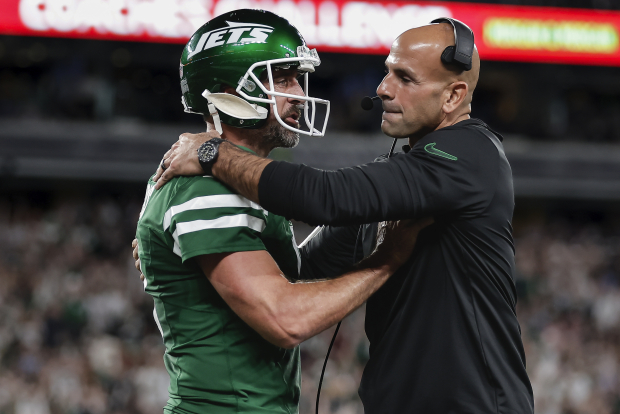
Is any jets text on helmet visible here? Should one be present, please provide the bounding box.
[188,22,275,59]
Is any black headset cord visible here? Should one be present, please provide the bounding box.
[315,138,397,414]
[388,138,397,158]
[315,320,341,414]
[315,225,362,414]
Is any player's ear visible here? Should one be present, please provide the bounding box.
[442,81,468,114]
[222,85,237,95]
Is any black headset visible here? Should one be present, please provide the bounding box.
[431,17,475,71]
[361,17,475,111]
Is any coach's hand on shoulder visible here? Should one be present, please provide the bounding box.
[154,131,221,190]
[370,217,434,272]
[132,238,145,282]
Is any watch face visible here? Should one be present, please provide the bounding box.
[199,143,217,163]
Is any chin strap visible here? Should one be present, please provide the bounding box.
[202,89,223,134]
[208,102,223,134]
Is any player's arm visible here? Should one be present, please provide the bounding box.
[196,218,431,349]
[132,225,368,284]
[131,226,362,284]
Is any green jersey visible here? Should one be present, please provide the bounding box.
[136,166,301,414]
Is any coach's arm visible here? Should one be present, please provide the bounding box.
[155,129,496,226]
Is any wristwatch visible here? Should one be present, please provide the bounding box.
[197,137,226,175]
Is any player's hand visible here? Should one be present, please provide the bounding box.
[154,131,222,190]
[132,238,145,282]
[373,217,434,271]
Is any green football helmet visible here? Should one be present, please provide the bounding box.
[180,9,330,137]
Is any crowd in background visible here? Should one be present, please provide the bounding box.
[514,216,620,414]
[1,194,620,414]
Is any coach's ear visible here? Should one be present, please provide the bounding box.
[442,81,468,115]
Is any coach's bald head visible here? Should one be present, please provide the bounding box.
[377,22,481,143]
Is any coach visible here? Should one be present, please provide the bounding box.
[155,20,534,414]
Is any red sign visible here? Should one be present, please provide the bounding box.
[0,0,619,66]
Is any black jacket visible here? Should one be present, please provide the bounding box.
[260,119,534,414]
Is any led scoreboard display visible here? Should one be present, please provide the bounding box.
[0,0,619,66]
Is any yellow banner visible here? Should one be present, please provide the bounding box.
[483,18,619,53]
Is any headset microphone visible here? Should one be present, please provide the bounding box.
[360,95,398,157]
[361,96,380,110]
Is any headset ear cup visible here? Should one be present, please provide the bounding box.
[441,46,455,65]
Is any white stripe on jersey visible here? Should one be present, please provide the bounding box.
[174,214,266,239]
[163,194,266,231]
[172,236,182,258]
[139,182,156,220]
[153,306,164,339]
[290,222,301,275]
[298,226,324,248]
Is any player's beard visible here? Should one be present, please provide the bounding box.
[262,106,301,149]
[264,123,300,149]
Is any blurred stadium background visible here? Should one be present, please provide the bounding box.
[2,0,620,413]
